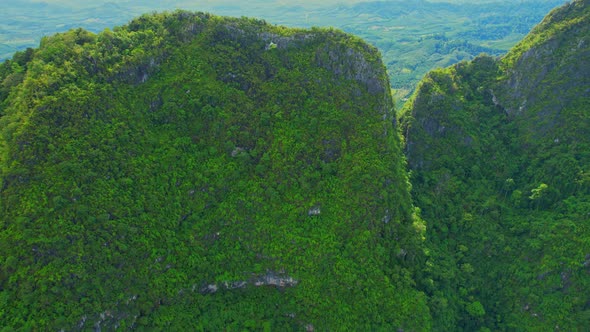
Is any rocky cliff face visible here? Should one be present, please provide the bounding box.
[498,0,590,145]
[402,0,590,330]
[0,11,429,330]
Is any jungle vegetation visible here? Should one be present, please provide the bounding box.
[401,0,590,329]
[0,0,589,330]
[0,11,429,330]
[1,0,568,106]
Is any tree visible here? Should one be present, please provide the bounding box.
[529,183,549,209]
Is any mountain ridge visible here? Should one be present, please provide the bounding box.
[0,1,588,330]
[0,11,429,330]
[0,0,569,107]
[402,0,590,329]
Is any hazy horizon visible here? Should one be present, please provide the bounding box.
[1,0,569,102]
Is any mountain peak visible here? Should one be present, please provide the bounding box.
[0,11,428,330]
[402,1,590,329]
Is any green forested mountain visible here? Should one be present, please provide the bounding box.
[0,11,430,330]
[1,0,589,331]
[402,0,590,330]
[1,0,568,107]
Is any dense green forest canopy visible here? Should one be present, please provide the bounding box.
[1,0,568,105]
[1,0,589,330]
[401,0,590,330]
[0,11,430,330]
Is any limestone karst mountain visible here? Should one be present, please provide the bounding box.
[402,0,590,329]
[0,11,428,330]
[1,0,589,330]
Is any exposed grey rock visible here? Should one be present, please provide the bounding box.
[231,147,245,157]
[254,271,298,287]
[199,270,298,294]
[382,209,391,224]
[308,205,321,216]
[199,283,219,294]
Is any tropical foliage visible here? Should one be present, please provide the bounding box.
[0,0,568,107]
[0,11,429,330]
[401,0,590,330]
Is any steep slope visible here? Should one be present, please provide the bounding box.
[401,0,590,330]
[0,12,430,330]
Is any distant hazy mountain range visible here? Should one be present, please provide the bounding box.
[1,0,588,330]
[1,0,567,104]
